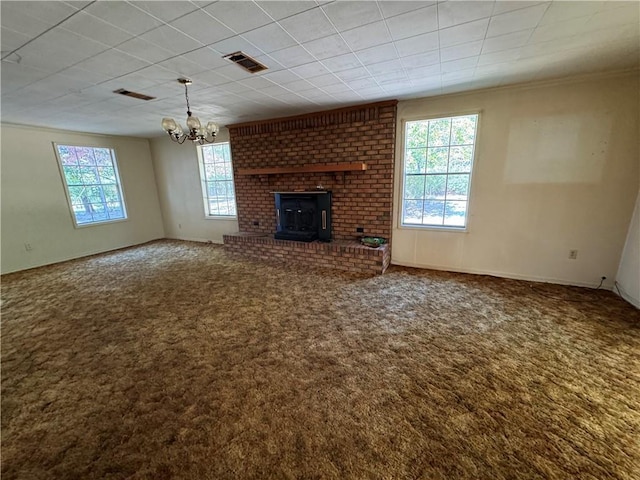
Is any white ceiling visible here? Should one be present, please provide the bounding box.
[1,0,638,137]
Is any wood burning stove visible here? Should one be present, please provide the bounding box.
[274,191,332,242]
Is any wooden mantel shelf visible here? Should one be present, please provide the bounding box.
[237,162,367,176]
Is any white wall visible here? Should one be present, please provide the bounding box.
[616,190,640,307]
[392,72,640,288]
[150,129,238,243]
[1,124,165,274]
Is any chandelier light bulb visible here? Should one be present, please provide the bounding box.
[162,117,177,132]
[186,115,201,131]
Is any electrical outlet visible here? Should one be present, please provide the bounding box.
[24,243,33,252]
[569,249,578,260]
[356,227,364,233]
[253,220,259,226]
[178,223,182,229]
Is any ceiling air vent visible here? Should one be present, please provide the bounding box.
[223,51,268,74]
[113,89,156,101]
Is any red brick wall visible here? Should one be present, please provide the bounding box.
[228,101,397,241]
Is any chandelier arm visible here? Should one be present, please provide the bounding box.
[177,134,188,145]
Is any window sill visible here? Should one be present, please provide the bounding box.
[399,223,468,233]
[205,215,237,220]
[74,218,128,228]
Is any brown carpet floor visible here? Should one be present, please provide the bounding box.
[1,240,639,480]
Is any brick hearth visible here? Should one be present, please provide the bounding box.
[223,233,391,275]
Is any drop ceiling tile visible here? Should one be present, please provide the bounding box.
[241,23,298,53]
[395,31,439,57]
[346,77,379,89]
[379,1,436,19]
[139,25,205,55]
[320,53,362,72]
[260,69,303,85]
[322,1,382,31]
[303,34,350,60]
[281,78,316,91]
[342,21,392,51]
[440,40,483,62]
[335,67,370,81]
[539,1,602,25]
[134,65,181,84]
[84,1,164,35]
[0,27,31,53]
[58,66,111,86]
[290,62,331,78]
[477,47,521,66]
[170,11,235,45]
[386,4,438,40]
[259,84,292,96]
[211,63,255,81]
[366,59,404,76]
[268,45,317,68]
[440,56,478,73]
[73,49,152,77]
[0,4,51,37]
[8,1,79,27]
[252,54,287,72]
[529,17,590,44]
[587,3,640,30]
[481,29,532,54]
[60,11,134,47]
[307,73,343,87]
[437,1,495,29]
[0,62,52,93]
[439,18,489,48]
[279,8,336,43]
[157,56,209,77]
[130,1,200,22]
[190,70,235,87]
[492,1,547,16]
[255,1,318,21]
[400,50,440,68]
[487,3,549,38]
[321,82,354,94]
[374,70,408,85]
[406,64,441,80]
[203,1,273,33]
[355,43,399,65]
[183,47,235,70]
[116,37,175,63]
[209,36,265,58]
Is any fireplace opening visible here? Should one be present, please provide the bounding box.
[274,191,331,242]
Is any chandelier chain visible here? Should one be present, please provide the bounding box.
[184,83,191,115]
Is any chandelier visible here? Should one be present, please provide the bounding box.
[161,78,218,145]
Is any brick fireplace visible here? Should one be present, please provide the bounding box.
[224,100,397,274]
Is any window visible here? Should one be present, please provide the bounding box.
[198,142,236,217]
[54,144,127,226]
[401,114,478,228]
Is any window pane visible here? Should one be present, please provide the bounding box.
[425,175,446,200]
[98,166,116,184]
[107,202,124,219]
[404,175,425,199]
[446,174,469,200]
[449,146,473,173]
[58,146,77,165]
[79,166,98,184]
[94,148,112,166]
[444,201,467,226]
[451,115,477,145]
[423,200,445,225]
[63,166,82,185]
[403,200,423,224]
[68,186,85,204]
[405,148,426,174]
[76,147,96,165]
[406,121,428,148]
[102,185,120,203]
[427,147,448,173]
[428,118,451,146]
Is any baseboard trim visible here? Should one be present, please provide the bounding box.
[390,260,608,289]
[165,235,224,244]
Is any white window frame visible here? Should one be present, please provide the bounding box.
[53,143,128,228]
[197,142,237,219]
[399,112,480,231]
